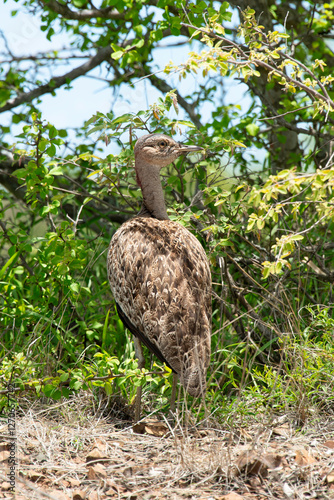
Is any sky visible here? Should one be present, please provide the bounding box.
[0,0,251,151]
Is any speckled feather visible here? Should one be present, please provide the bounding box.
[107,217,211,397]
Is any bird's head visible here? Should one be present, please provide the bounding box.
[134,133,203,170]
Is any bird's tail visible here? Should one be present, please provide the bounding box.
[180,341,209,397]
[182,366,207,397]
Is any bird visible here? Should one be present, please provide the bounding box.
[107,133,212,420]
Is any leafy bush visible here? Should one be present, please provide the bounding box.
[1,1,334,423]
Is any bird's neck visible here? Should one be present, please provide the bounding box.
[137,165,169,220]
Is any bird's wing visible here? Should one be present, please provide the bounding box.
[115,301,175,372]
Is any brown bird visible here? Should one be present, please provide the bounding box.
[107,133,212,420]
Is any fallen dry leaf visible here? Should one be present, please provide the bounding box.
[86,448,109,465]
[26,469,45,482]
[72,489,86,500]
[324,440,334,449]
[48,490,69,500]
[1,482,12,491]
[327,473,334,484]
[87,467,96,480]
[87,463,107,479]
[105,478,126,495]
[123,464,150,478]
[133,419,168,437]
[105,489,117,497]
[272,424,290,437]
[0,450,10,462]
[68,478,81,487]
[0,442,10,453]
[295,449,316,466]
[94,438,107,453]
[236,451,283,478]
[220,493,245,500]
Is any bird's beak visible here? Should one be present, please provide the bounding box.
[178,144,204,154]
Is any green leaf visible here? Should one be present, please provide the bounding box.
[51,389,62,400]
[62,387,70,398]
[246,123,260,136]
[0,251,21,279]
[59,372,69,382]
[43,384,54,397]
[176,120,197,128]
[111,51,124,60]
[111,113,133,125]
[276,261,283,273]
[49,166,63,176]
[135,39,144,48]
[46,144,57,156]
[70,282,80,293]
[13,168,27,179]
[49,126,57,139]
[87,124,105,135]
[73,0,87,7]
[40,205,51,216]
[263,266,271,279]
[72,380,83,390]
[290,234,304,241]
[38,140,48,152]
[104,381,113,396]
[85,115,98,127]
[58,263,69,275]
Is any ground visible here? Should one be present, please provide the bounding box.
[1,396,334,500]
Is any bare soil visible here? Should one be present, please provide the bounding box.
[1,397,334,500]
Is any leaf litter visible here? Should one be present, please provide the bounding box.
[1,396,334,499]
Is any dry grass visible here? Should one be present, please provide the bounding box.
[1,394,334,499]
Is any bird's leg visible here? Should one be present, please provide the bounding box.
[169,372,178,414]
[133,337,145,422]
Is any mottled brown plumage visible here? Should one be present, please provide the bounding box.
[107,133,211,400]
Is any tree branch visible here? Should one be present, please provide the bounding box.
[181,22,334,111]
[0,156,130,229]
[39,0,124,20]
[246,79,332,140]
[0,45,113,113]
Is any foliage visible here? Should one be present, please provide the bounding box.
[1,0,334,423]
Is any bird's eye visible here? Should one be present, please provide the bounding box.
[158,140,167,147]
